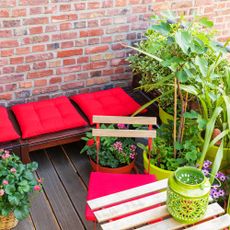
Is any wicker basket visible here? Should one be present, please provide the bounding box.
[0,213,18,230]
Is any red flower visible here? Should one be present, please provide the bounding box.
[34,185,41,191]
[87,139,95,147]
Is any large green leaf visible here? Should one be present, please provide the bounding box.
[14,206,29,220]
[152,22,170,35]
[199,17,214,28]
[179,84,198,96]
[195,56,208,77]
[176,70,188,83]
[175,31,192,54]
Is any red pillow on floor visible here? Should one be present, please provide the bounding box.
[11,96,88,139]
[86,172,157,221]
[0,107,20,143]
[71,87,144,125]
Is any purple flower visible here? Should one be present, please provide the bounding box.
[218,189,225,197]
[130,145,136,152]
[129,153,135,160]
[113,141,123,152]
[203,160,212,169]
[211,188,219,199]
[117,124,126,129]
[216,172,226,182]
[202,169,209,176]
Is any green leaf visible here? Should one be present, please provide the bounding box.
[26,162,38,171]
[176,70,188,83]
[185,151,197,162]
[179,84,198,96]
[152,22,170,35]
[209,129,229,148]
[199,17,214,28]
[8,195,20,206]
[195,56,208,77]
[175,31,192,54]
[14,206,29,220]
[183,111,199,119]
[18,181,30,193]
[5,185,16,195]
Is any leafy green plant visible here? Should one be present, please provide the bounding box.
[0,149,42,220]
[81,124,137,168]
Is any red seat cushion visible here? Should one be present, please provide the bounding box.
[86,172,157,221]
[0,107,20,143]
[71,87,144,125]
[11,96,88,139]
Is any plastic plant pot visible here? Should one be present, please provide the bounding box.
[167,166,211,224]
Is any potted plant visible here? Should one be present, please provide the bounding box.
[80,124,137,174]
[0,149,42,229]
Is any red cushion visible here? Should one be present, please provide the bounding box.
[0,107,20,143]
[71,87,144,125]
[11,96,88,139]
[86,172,157,221]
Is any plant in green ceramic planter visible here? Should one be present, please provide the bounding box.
[81,124,137,172]
[0,149,42,228]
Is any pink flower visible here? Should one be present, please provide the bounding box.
[113,141,123,152]
[2,180,8,185]
[37,178,42,183]
[0,189,4,196]
[34,185,41,191]
[1,153,11,160]
[10,168,16,173]
[117,124,126,129]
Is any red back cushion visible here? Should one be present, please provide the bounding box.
[71,87,144,125]
[86,172,157,221]
[0,107,20,143]
[11,96,88,139]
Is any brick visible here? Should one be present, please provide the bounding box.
[12,9,26,17]
[0,75,23,84]
[80,29,104,37]
[101,36,113,43]
[88,2,101,9]
[3,20,20,28]
[0,10,9,17]
[34,79,47,87]
[90,54,104,61]
[1,0,16,7]
[3,67,15,74]
[23,17,48,25]
[132,5,147,13]
[79,11,105,19]
[64,74,77,82]
[16,47,30,55]
[88,20,99,27]
[16,65,30,72]
[61,81,84,90]
[15,90,31,98]
[1,49,14,57]
[24,35,49,44]
[20,0,48,5]
[60,22,73,30]
[86,45,109,54]
[26,53,53,62]
[57,49,83,58]
[100,18,113,26]
[10,57,24,64]
[48,60,61,68]
[33,62,47,70]
[52,15,69,22]
[86,76,110,86]
[74,3,86,10]
[14,28,27,36]
[102,0,113,8]
[50,77,62,84]
[5,83,17,91]
[45,25,58,32]
[60,4,71,11]
[115,0,127,6]
[77,57,89,64]
[32,45,46,52]
[30,7,43,15]
[0,94,12,100]
[88,38,100,45]
[61,41,74,48]
[111,43,124,50]
[56,66,81,75]
[83,61,107,71]
[29,26,43,34]
[28,70,53,79]
[52,32,77,41]
[63,59,76,65]
[32,86,58,95]
[19,81,33,88]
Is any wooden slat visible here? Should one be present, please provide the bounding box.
[94,191,167,222]
[93,116,157,125]
[92,129,156,138]
[14,216,35,230]
[186,214,230,230]
[87,179,168,211]
[137,203,225,230]
[101,205,169,230]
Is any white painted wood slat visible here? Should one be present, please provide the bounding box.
[87,179,168,211]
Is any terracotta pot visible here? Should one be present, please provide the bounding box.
[89,158,135,174]
[143,151,174,180]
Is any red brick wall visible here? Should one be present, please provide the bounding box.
[0,0,230,106]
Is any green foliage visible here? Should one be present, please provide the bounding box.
[0,150,42,220]
[81,124,137,168]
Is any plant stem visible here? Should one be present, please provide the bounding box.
[173,77,177,158]
[180,92,188,143]
[177,81,184,143]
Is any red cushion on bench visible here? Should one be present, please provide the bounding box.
[71,87,143,124]
[0,107,20,143]
[11,96,87,139]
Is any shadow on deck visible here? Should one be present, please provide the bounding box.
[15,141,144,230]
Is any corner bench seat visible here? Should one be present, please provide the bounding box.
[71,87,144,125]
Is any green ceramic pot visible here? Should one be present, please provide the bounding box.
[143,151,174,180]
[198,134,230,170]
[158,106,173,124]
[167,166,211,224]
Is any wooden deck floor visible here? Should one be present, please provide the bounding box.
[14,141,144,230]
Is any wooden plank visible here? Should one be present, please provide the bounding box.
[14,216,35,230]
[29,188,60,230]
[88,179,168,211]
[30,150,85,230]
[186,214,230,230]
[63,142,92,186]
[137,203,225,230]
[93,116,157,125]
[47,146,94,230]
[92,129,156,138]
[94,191,167,222]
[101,205,169,230]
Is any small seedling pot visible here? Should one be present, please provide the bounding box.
[166,166,211,224]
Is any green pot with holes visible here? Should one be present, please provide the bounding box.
[167,166,211,224]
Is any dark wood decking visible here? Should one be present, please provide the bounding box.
[14,141,144,230]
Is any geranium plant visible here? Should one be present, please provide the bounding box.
[0,149,42,220]
[80,124,137,168]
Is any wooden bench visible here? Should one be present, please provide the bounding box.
[88,179,230,230]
